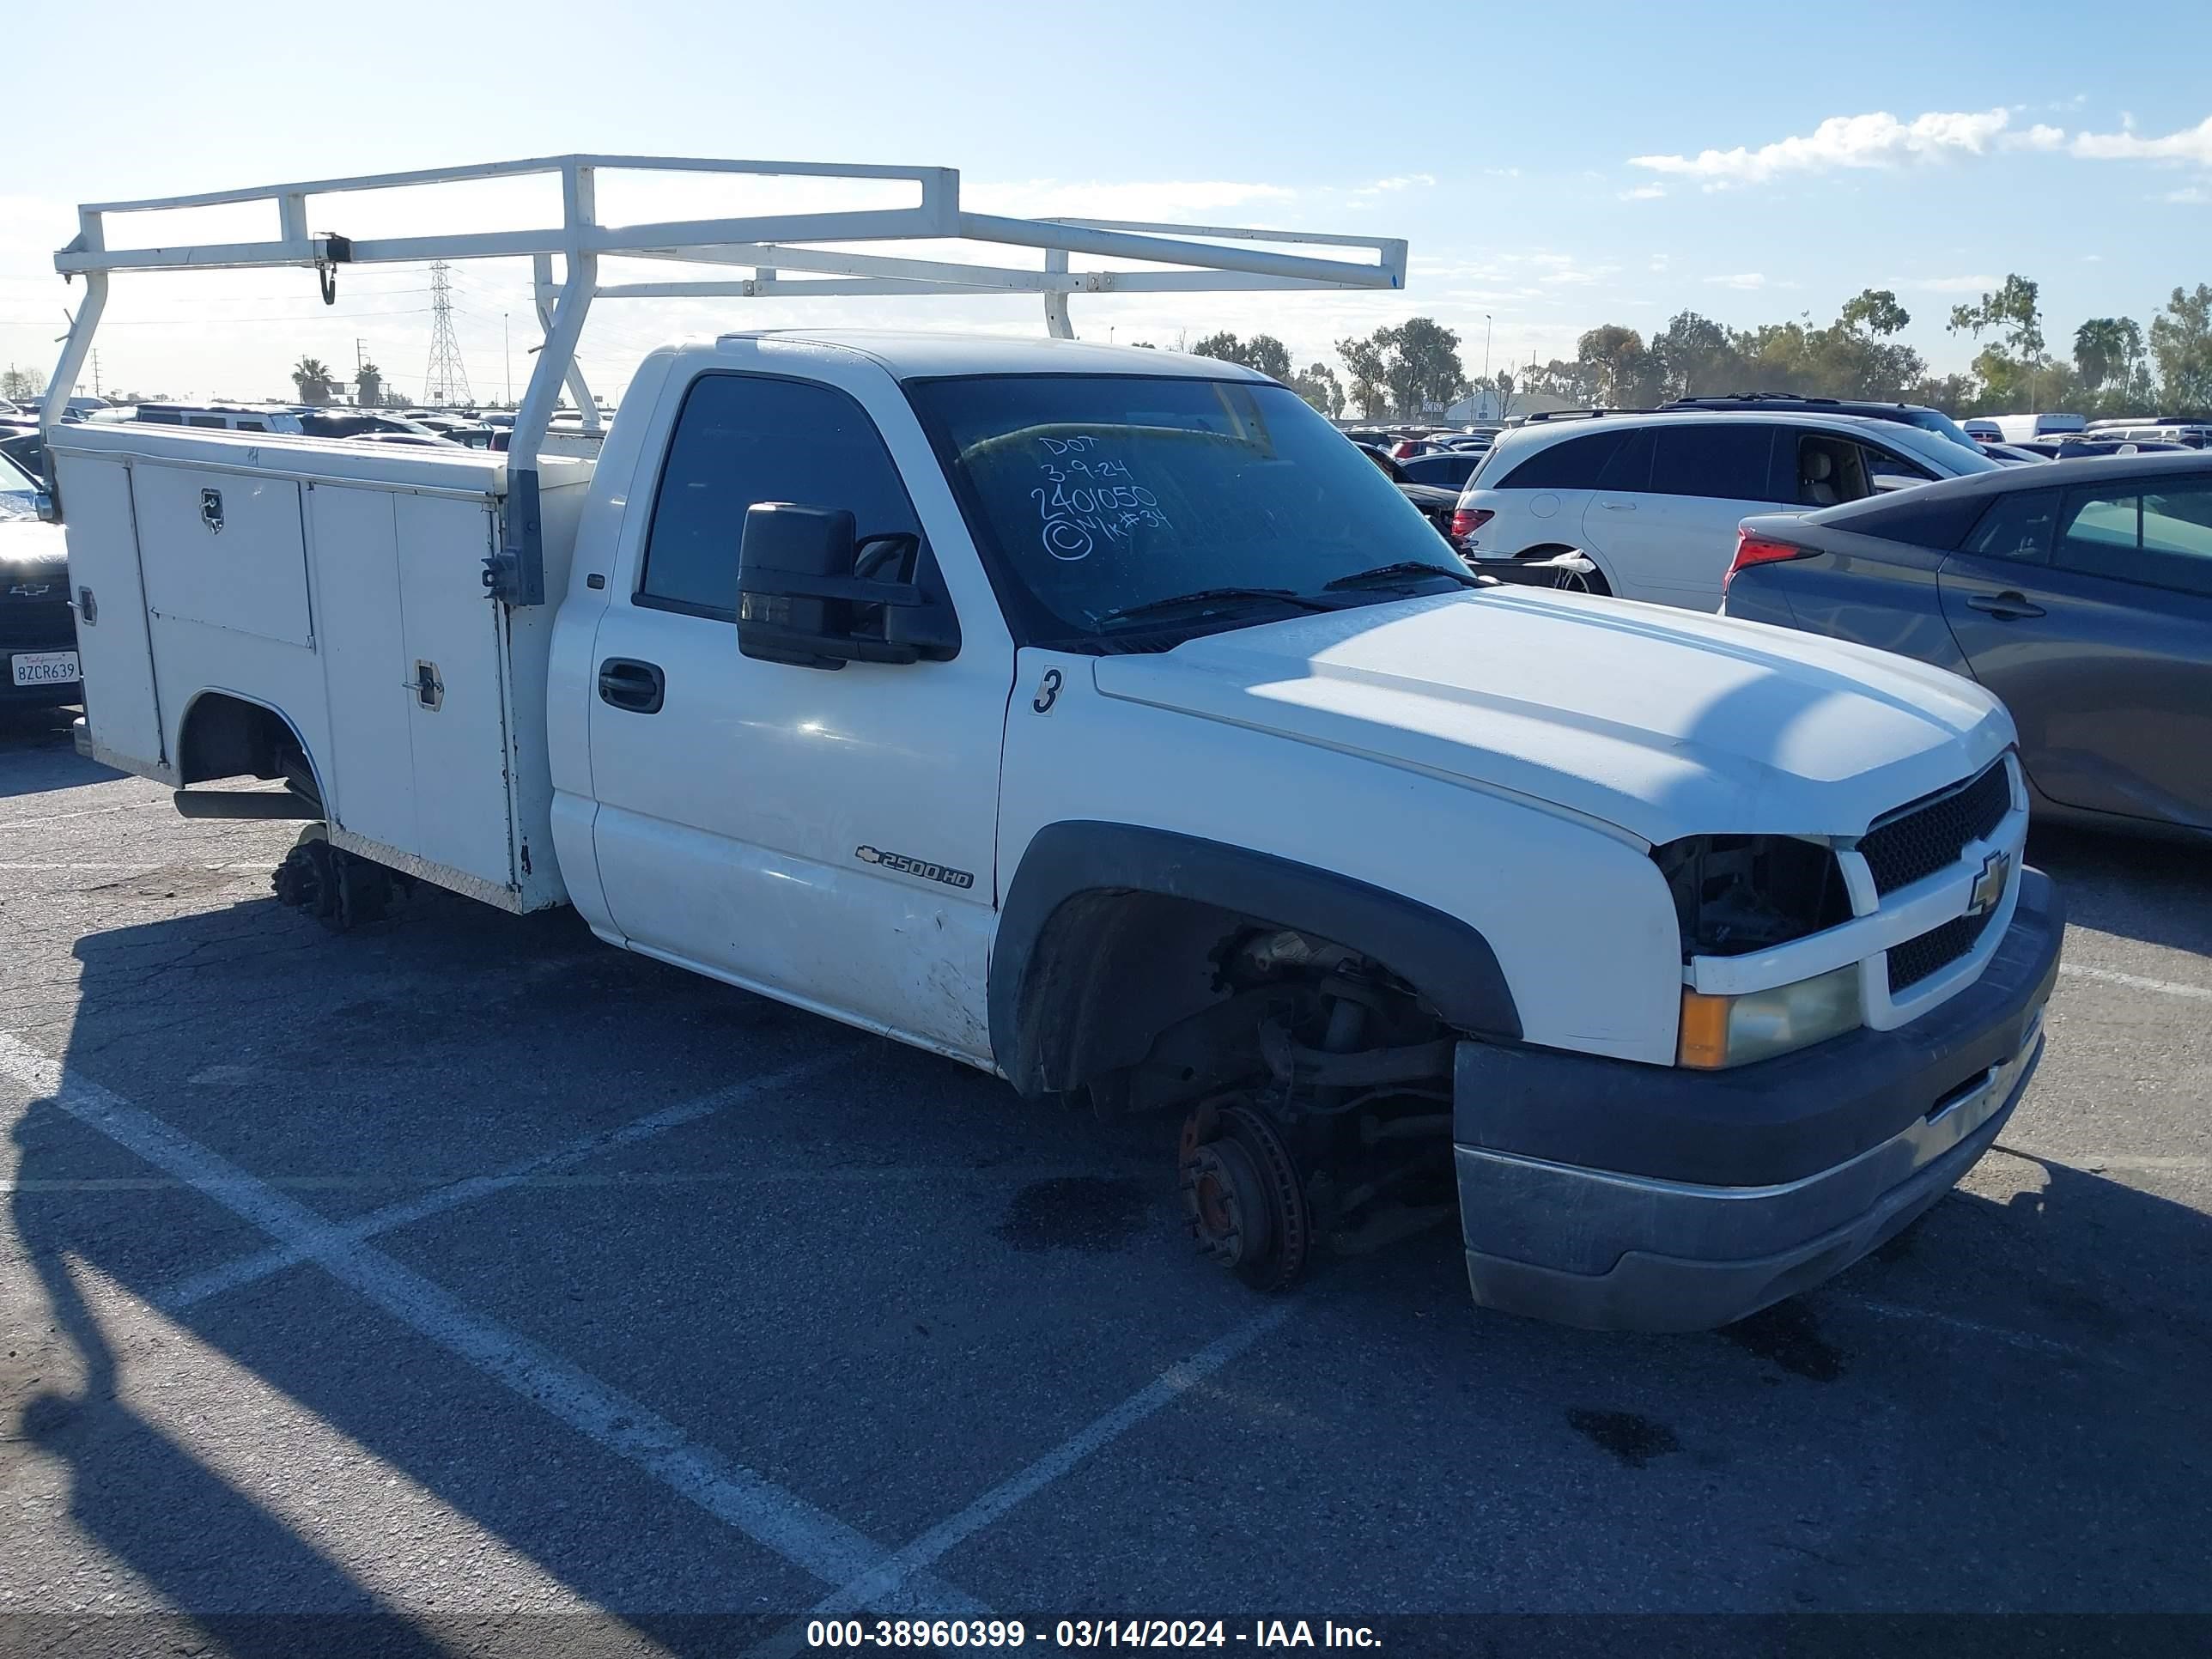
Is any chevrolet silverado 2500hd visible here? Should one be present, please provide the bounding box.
[40,157,2062,1330]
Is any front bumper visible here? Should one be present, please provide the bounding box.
[1452,867,2063,1332]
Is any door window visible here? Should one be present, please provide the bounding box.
[640,374,924,619]
[1590,428,1654,493]
[1648,424,1774,500]
[1792,434,1873,506]
[2054,481,2212,597]
[1961,490,2061,563]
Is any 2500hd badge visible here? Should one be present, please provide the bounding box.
[855,845,976,890]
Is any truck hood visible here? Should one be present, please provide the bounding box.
[1092,589,2013,846]
[0,517,67,570]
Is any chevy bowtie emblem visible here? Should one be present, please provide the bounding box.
[1966,851,2011,917]
[7,582,52,598]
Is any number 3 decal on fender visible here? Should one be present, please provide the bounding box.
[1031,666,1063,714]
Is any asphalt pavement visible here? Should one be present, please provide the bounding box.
[0,703,2205,1657]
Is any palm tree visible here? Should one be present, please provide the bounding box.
[2071,318,2142,398]
[355,362,384,408]
[290,356,336,406]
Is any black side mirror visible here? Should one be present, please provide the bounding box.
[736,502,960,671]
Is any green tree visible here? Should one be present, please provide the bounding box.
[1387,317,1467,415]
[0,366,46,402]
[2071,318,2140,394]
[2148,284,2212,410]
[1575,325,1658,407]
[356,361,386,408]
[1948,275,2048,405]
[1334,330,1390,416]
[1838,288,1911,337]
[1291,361,1345,419]
[290,356,337,405]
[1188,331,1291,381]
[1651,311,1735,398]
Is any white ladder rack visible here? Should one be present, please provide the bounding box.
[43,154,1407,602]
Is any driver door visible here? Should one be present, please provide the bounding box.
[585,362,1016,1060]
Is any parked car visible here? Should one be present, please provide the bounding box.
[1398,450,1485,492]
[1985,413,2087,443]
[1661,393,1985,455]
[1723,452,2212,837]
[1353,441,1461,534]
[0,420,43,478]
[0,450,79,706]
[127,402,306,434]
[295,410,445,441]
[1452,410,2001,610]
[2014,437,2190,461]
[1963,419,2003,445]
[2084,418,2209,450]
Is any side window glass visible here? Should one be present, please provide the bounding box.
[1864,446,1934,483]
[1591,428,1654,493]
[639,374,924,617]
[1648,425,1771,499]
[1960,491,2059,563]
[2055,483,2212,596]
[1794,435,1869,506]
[1497,428,1628,489]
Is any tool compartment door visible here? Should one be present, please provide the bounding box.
[52,453,165,768]
[394,494,516,886]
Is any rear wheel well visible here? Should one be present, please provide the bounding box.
[176,693,320,806]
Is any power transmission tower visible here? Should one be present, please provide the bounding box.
[421,261,472,408]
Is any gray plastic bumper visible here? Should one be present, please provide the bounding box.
[1452,873,2061,1332]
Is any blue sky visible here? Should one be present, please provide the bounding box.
[8,0,2208,404]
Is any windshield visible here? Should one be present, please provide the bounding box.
[0,449,38,515]
[908,375,1465,643]
[1898,406,1986,452]
[1881,421,2004,476]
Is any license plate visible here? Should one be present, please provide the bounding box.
[10,650,80,687]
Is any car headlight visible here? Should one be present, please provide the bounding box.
[1677,963,1863,1069]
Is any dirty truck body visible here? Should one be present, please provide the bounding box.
[43,158,2060,1331]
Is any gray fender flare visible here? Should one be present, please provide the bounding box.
[989,821,1521,1096]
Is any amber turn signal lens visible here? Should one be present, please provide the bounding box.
[1677,989,1732,1070]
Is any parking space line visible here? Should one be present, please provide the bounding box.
[0,862,273,873]
[2058,963,2212,1000]
[0,1031,985,1615]
[757,1303,1296,1653]
[1841,1295,2102,1364]
[155,1049,860,1311]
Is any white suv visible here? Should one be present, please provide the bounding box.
[1454,411,2000,611]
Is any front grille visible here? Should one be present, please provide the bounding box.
[1858,762,2011,896]
[0,598,74,652]
[1887,907,1996,994]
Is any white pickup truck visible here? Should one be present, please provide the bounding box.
[40,157,2061,1330]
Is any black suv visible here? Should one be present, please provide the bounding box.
[1662,394,1982,454]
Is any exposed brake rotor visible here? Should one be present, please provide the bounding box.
[1178,1101,1310,1291]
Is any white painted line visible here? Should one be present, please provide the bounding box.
[1843,1296,2100,1364]
[0,799,171,830]
[758,1304,1295,1653]
[155,1049,856,1310]
[0,861,270,872]
[0,1031,981,1615]
[9,1163,1132,1198]
[2058,962,2212,1001]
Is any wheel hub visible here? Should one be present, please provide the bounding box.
[1177,1102,1310,1291]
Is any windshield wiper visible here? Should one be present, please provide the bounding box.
[1322,560,1482,592]
[1097,586,1338,627]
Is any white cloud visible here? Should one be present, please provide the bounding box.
[2166,185,2209,204]
[1355,173,1436,196]
[1702,272,1767,290]
[2074,115,2212,164]
[2001,123,2067,151]
[1619,184,1667,200]
[1899,274,2001,294]
[1631,107,2014,185]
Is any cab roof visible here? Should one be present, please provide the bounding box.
[713,328,1273,383]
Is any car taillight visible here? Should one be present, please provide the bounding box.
[1724,530,1808,592]
[1450,507,1494,539]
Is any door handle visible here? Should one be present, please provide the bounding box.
[598,658,665,714]
[1965,591,2045,620]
